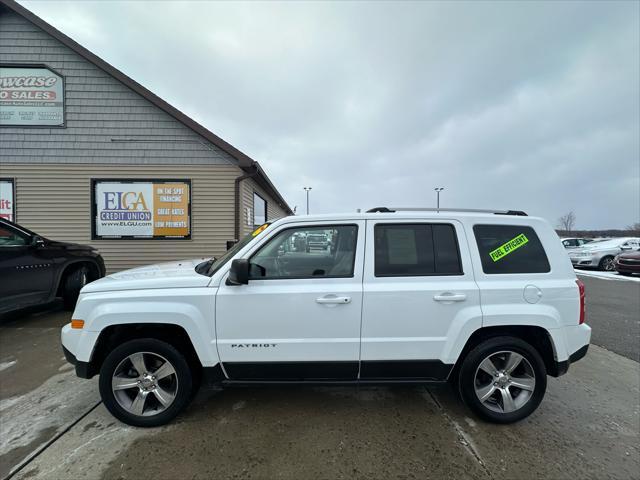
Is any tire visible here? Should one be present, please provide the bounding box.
[99,338,194,427]
[618,271,632,276]
[62,265,90,311]
[458,336,547,424]
[598,256,615,272]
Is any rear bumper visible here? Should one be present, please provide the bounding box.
[554,344,589,377]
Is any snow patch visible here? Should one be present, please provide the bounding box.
[0,360,17,372]
[0,370,99,455]
[575,270,640,283]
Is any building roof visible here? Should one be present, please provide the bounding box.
[0,0,292,214]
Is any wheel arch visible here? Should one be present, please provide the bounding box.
[450,325,562,380]
[55,259,103,297]
[86,323,203,379]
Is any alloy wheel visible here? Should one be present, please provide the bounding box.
[111,352,178,416]
[602,257,615,271]
[474,350,536,414]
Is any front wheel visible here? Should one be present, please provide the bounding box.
[99,338,193,427]
[598,256,615,271]
[62,266,90,310]
[458,336,547,424]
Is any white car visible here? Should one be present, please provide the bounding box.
[568,237,640,271]
[560,237,594,249]
[62,208,591,427]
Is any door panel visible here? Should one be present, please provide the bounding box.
[0,226,54,311]
[361,219,481,379]
[216,221,365,380]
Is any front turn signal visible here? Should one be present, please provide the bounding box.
[71,319,85,329]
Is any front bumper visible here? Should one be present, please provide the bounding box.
[61,323,100,379]
[615,260,640,273]
[62,345,93,379]
[570,256,596,266]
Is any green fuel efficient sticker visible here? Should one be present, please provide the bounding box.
[489,233,529,262]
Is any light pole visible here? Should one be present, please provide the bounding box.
[303,187,312,215]
[434,187,444,212]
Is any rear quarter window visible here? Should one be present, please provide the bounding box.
[473,225,550,274]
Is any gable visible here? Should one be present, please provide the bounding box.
[0,8,237,165]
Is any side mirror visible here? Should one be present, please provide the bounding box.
[620,245,632,251]
[32,235,45,248]
[227,259,249,285]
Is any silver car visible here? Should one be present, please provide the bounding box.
[568,237,640,271]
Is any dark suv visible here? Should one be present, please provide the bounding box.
[0,219,105,313]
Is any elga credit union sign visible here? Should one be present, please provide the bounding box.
[93,180,191,239]
[0,66,64,126]
[0,179,15,221]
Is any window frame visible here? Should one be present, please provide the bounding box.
[252,192,267,229]
[473,224,551,275]
[248,223,359,281]
[0,222,30,247]
[373,222,464,278]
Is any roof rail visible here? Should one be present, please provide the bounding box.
[365,207,528,216]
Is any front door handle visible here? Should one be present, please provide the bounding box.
[433,292,467,303]
[316,295,351,305]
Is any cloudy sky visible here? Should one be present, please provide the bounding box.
[21,0,640,229]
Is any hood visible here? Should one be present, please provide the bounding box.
[575,240,624,252]
[618,251,640,260]
[82,258,211,293]
[45,239,96,251]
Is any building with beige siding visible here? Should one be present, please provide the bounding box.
[0,0,292,274]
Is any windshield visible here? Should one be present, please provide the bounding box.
[202,224,270,276]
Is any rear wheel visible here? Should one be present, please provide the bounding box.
[598,256,615,271]
[99,338,193,427]
[458,336,546,424]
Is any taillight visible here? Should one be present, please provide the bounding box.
[576,279,585,324]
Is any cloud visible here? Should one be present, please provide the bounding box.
[20,0,640,228]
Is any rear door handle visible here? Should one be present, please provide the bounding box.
[433,293,467,302]
[316,295,351,305]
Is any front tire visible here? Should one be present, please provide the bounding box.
[598,256,615,271]
[458,336,547,424]
[62,265,89,310]
[99,338,193,427]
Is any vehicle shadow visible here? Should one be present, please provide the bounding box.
[0,300,65,327]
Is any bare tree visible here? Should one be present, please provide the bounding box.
[558,211,576,232]
[626,222,640,235]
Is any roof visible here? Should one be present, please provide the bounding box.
[0,0,292,214]
[271,209,545,225]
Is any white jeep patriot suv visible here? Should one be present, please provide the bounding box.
[62,208,591,427]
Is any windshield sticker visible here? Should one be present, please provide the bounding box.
[489,233,529,262]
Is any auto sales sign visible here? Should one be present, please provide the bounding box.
[0,66,64,126]
[93,180,191,239]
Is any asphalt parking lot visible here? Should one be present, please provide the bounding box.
[1,274,639,480]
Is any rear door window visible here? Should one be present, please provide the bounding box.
[374,223,462,276]
[473,225,550,274]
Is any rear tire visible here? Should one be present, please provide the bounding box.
[62,265,89,311]
[99,338,193,427]
[458,336,547,424]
